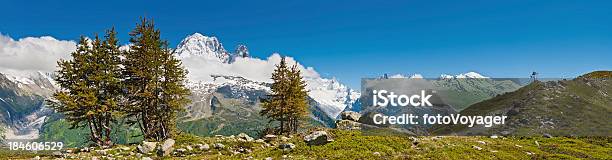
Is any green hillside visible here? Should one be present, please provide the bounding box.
[434,71,612,136]
[579,70,612,79]
[5,130,611,159]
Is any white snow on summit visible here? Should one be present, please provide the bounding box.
[384,72,488,79]
[1,71,58,91]
[454,72,488,78]
[388,74,406,78]
[175,33,231,63]
[387,74,423,79]
[5,74,35,85]
[438,72,489,79]
[409,74,424,79]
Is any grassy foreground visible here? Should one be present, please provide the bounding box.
[2,130,611,159]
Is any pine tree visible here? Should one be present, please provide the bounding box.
[261,57,290,134]
[260,57,309,135]
[286,64,309,134]
[159,40,191,139]
[123,18,190,141]
[94,28,124,146]
[51,28,123,147]
[52,36,96,142]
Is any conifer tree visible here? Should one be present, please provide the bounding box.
[260,57,309,135]
[158,41,191,138]
[123,18,190,141]
[51,28,122,147]
[261,57,290,134]
[286,65,309,134]
[94,28,123,146]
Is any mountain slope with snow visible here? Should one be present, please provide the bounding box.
[0,72,56,140]
[305,77,359,118]
[177,33,360,119]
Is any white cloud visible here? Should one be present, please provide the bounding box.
[0,34,321,83]
[0,34,75,74]
[181,53,321,83]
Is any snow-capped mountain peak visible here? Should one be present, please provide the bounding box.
[175,33,231,63]
[388,74,406,78]
[455,72,488,78]
[228,44,250,63]
[386,74,424,79]
[1,71,57,92]
[5,74,35,85]
[410,74,424,79]
[234,44,249,58]
[439,72,489,79]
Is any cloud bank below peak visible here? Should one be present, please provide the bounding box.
[181,53,321,83]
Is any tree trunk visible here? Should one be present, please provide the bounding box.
[102,114,112,147]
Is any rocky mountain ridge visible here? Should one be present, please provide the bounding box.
[434,71,612,136]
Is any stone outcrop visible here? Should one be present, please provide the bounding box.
[137,141,157,154]
[304,131,333,146]
[157,139,175,156]
[340,111,361,121]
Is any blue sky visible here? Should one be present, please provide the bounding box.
[2,0,611,88]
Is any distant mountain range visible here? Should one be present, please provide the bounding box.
[351,75,524,135]
[433,71,612,136]
[348,72,523,113]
